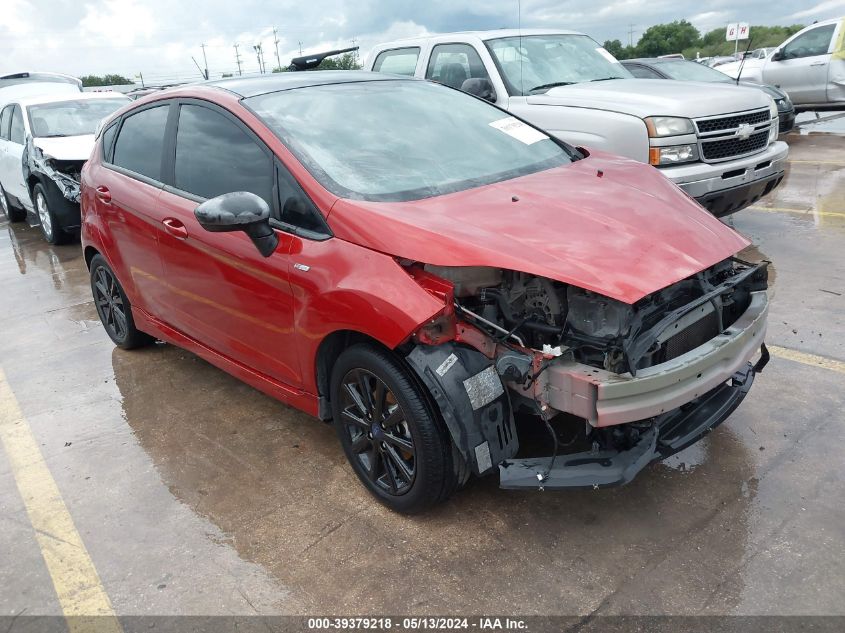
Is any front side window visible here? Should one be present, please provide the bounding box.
[426,44,491,89]
[27,98,128,138]
[372,47,420,76]
[0,106,12,140]
[782,24,836,59]
[9,106,25,144]
[173,104,273,205]
[486,34,632,95]
[112,105,170,181]
[247,80,574,202]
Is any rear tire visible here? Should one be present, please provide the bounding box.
[0,183,26,223]
[89,254,154,350]
[330,344,461,514]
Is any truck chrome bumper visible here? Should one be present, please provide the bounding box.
[535,291,769,428]
[662,141,789,214]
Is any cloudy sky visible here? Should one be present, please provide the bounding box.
[2,0,843,84]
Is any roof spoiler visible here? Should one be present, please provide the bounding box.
[288,46,358,71]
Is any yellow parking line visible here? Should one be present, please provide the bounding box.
[0,368,122,633]
[748,205,845,219]
[769,345,845,375]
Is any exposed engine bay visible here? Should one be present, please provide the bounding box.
[23,137,83,204]
[426,258,768,377]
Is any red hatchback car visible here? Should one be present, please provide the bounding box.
[82,72,769,513]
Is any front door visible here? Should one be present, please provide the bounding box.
[154,101,302,387]
[0,105,29,206]
[764,23,838,104]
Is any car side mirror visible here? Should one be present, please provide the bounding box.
[194,191,279,257]
[461,78,497,102]
[771,50,784,62]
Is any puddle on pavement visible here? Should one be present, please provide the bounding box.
[796,110,845,136]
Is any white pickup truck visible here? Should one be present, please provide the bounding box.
[366,29,789,216]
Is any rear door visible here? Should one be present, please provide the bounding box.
[94,102,171,313]
[154,99,302,387]
[764,23,838,104]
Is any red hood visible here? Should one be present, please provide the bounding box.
[328,151,749,304]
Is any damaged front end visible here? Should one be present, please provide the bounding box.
[23,136,83,204]
[401,258,770,490]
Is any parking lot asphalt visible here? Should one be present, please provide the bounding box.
[0,128,843,620]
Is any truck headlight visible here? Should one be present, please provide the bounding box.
[644,116,695,137]
[649,144,699,166]
[768,99,778,120]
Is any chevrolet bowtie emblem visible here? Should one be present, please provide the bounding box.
[736,123,754,140]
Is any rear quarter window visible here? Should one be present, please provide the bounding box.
[372,47,420,76]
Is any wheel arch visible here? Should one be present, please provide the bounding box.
[83,245,101,270]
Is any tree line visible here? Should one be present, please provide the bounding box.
[604,21,805,60]
[80,74,134,87]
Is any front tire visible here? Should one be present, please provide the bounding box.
[89,254,153,350]
[33,183,70,245]
[331,344,461,514]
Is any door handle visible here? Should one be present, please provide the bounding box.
[162,218,188,239]
[95,186,111,203]
[810,61,826,66]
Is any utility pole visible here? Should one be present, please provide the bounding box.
[234,43,243,75]
[200,43,209,80]
[298,40,303,56]
[272,27,281,72]
[351,36,358,66]
[253,43,265,74]
[136,72,145,88]
[628,23,636,48]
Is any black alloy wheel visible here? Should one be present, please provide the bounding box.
[89,254,153,349]
[339,368,416,495]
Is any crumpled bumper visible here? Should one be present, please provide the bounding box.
[499,347,769,490]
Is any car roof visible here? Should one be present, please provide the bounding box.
[16,91,131,108]
[373,28,586,49]
[207,71,403,98]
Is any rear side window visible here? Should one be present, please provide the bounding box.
[0,106,11,140]
[626,64,662,79]
[173,104,273,205]
[426,44,491,89]
[372,47,420,76]
[112,105,169,181]
[9,106,25,144]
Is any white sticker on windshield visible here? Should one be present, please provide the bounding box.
[595,47,620,64]
[489,117,549,145]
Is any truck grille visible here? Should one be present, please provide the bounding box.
[701,130,769,161]
[663,312,720,362]
[696,110,770,134]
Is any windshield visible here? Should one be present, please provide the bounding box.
[485,34,632,96]
[246,80,574,202]
[27,98,128,138]
[656,61,733,83]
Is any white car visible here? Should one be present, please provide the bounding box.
[718,17,844,107]
[0,91,128,243]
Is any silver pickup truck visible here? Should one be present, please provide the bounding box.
[367,29,789,216]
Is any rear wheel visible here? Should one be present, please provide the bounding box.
[0,183,26,223]
[331,344,461,514]
[89,254,154,350]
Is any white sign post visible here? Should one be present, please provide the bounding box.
[726,22,750,57]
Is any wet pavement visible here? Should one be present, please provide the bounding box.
[1,131,844,619]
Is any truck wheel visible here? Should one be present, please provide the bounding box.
[0,183,26,223]
[330,344,461,514]
[89,254,154,350]
[33,183,72,245]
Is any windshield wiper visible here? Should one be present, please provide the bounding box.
[38,134,73,138]
[590,77,624,82]
[527,81,574,94]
